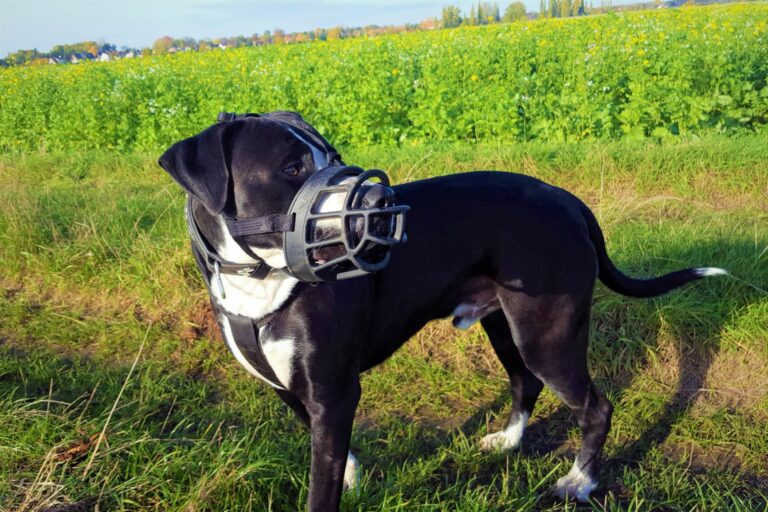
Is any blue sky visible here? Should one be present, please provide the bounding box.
[0,0,518,56]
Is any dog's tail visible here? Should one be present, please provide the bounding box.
[580,203,728,298]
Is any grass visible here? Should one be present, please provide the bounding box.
[0,133,766,511]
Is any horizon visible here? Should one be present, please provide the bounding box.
[0,0,633,57]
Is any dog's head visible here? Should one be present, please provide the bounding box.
[159,113,401,273]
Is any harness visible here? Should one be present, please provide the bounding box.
[217,111,344,167]
[188,212,294,390]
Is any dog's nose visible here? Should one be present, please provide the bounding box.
[362,185,394,208]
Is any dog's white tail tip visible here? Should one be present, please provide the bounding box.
[694,267,729,277]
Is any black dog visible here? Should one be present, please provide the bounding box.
[159,112,726,510]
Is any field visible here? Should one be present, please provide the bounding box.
[1,4,767,151]
[1,136,766,511]
[1,3,767,511]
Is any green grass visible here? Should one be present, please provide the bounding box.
[0,134,766,511]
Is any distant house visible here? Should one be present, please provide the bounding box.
[218,42,228,50]
[70,52,94,64]
[99,53,111,62]
[124,50,135,59]
[168,47,177,54]
[48,57,60,65]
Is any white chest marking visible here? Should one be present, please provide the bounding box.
[259,332,295,389]
[209,126,330,389]
[219,315,290,389]
[211,217,298,320]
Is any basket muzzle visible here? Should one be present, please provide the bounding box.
[225,166,408,283]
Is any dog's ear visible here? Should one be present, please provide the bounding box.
[158,123,233,215]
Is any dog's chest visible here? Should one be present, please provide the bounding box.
[211,274,298,389]
[208,220,298,389]
[212,271,296,319]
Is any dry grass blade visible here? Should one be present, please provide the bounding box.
[81,324,150,477]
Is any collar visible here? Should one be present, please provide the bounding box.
[186,195,285,297]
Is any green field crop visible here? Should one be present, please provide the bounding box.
[1,4,767,152]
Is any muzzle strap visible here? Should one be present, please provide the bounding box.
[225,214,295,237]
[217,111,345,167]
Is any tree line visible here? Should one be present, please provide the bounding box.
[2,1,614,67]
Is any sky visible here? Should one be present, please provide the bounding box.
[0,0,523,56]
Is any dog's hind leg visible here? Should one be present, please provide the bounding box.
[500,293,613,503]
[478,311,543,452]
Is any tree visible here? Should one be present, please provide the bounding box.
[327,26,342,40]
[441,6,462,28]
[273,29,285,45]
[491,3,501,22]
[419,17,439,30]
[476,2,499,24]
[466,5,477,25]
[84,41,99,57]
[153,36,174,54]
[503,1,527,22]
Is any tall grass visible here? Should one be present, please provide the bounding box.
[1,134,766,510]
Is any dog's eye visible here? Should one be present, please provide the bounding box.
[282,163,303,177]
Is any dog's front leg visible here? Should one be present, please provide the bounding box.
[305,379,361,511]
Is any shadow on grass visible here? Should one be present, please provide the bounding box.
[441,237,764,499]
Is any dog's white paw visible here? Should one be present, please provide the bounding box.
[553,463,597,503]
[342,452,360,492]
[479,430,522,452]
[479,412,528,452]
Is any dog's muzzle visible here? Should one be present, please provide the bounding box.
[225,166,409,283]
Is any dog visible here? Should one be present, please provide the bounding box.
[158,112,726,511]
